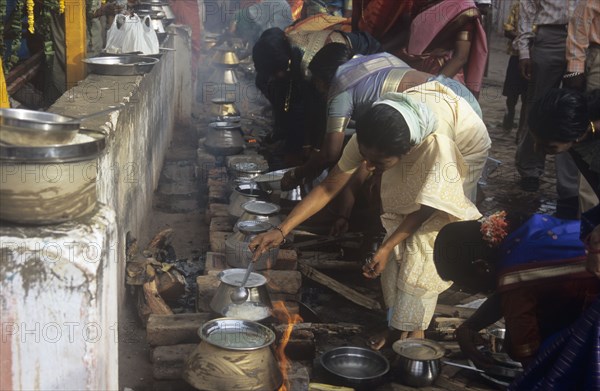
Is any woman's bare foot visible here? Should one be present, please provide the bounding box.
[367,329,426,350]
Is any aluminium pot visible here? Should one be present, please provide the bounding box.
[225,220,279,270]
[183,318,282,391]
[228,182,270,218]
[234,201,281,232]
[209,268,272,319]
[204,121,244,156]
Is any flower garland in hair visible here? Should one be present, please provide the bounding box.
[479,211,508,247]
[27,0,34,33]
[60,0,65,13]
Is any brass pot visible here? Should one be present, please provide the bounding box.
[211,47,240,66]
[209,66,239,85]
[183,318,282,391]
[211,98,240,121]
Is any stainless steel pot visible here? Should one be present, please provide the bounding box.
[229,161,266,183]
[228,182,270,218]
[204,121,244,156]
[391,339,445,387]
[183,318,282,391]
[225,220,279,270]
[234,201,281,232]
[210,269,272,319]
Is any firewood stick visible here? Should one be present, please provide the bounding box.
[297,260,382,311]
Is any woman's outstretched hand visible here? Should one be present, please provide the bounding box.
[248,229,285,262]
[362,246,391,279]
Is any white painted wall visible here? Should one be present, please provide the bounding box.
[0,31,193,390]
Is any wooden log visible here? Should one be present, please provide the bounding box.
[309,384,355,391]
[147,228,174,253]
[143,266,174,316]
[147,313,212,346]
[273,322,364,336]
[297,260,382,311]
[434,304,476,319]
[274,329,315,361]
[299,252,361,270]
[156,269,186,301]
[433,317,466,330]
[152,343,196,380]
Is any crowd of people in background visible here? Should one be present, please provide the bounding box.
[242,0,599,388]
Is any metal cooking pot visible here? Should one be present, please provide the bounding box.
[392,339,445,387]
[209,269,272,319]
[225,220,279,270]
[228,182,270,218]
[183,318,282,391]
[320,346,390,390]
[211,98,240,121]
[0,106,123,146]
[228,161,267,185]
[235,201,281,232]
[211,47,240,66]
[204,121,244,156]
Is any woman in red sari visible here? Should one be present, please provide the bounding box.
[398,0,488,97]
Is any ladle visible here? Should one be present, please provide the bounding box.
[64,103,127,124]
[230,260,254,304]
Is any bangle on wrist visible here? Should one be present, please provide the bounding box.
[563,71,583,79]
[274,226,286,244]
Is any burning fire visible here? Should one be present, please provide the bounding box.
[272,301,303,391]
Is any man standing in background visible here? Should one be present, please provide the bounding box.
[513,0,581,219]
[564,0,600,212]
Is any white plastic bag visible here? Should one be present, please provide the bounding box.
[105,14,159,54]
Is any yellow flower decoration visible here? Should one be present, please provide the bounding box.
[27,0,34,34]
[60,0,65,13]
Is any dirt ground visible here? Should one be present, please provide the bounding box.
[118,32,563,391]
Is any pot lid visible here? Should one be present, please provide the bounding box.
[0,129,107,163]
[209,121,242,130]
[211,98,236,105]
[218,268,267,287]
[392,338,445,360]
[236,220,272,235]
[232,162,264,174]
[253,168,293,183]
[199,318,275,350]
[242,201,280,216]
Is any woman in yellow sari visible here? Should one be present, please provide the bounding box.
[249,83,490,347]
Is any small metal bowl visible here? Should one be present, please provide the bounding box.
[321,347,389,389]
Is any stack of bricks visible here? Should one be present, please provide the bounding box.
[198,147,302,316]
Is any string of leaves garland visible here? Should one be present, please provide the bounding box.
[1,0,65,73]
